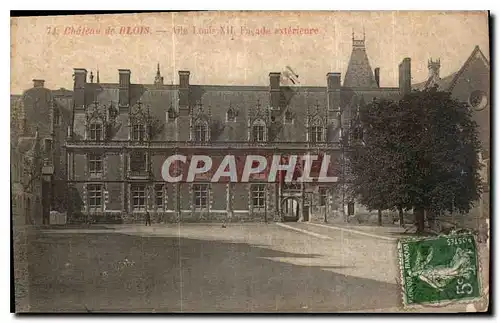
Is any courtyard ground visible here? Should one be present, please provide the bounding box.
[16,221,489,313]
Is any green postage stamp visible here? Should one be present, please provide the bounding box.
[398,233,481,306]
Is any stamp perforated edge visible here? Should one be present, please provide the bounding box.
[397,232,485,311]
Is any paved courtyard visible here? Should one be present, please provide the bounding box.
[18,221,489,312]
[21,222,403,312]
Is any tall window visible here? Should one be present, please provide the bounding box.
[132,123,146,141]
[251,184,266,210]
[131,184,146,210]
[252,120,266,142]
[193,184,209,210]
[319,187,328,206]
[88,153,103,176]
[194,122,208,142]
[155,184,164,209]
[310,126,323,143]
[87,184,103,209]
[130,151,147,172]
[89,123,103,141]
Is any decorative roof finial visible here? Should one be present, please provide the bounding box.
[154,62,164,85]
[90,71,94,83]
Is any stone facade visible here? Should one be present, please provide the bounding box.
[63,36,409,223]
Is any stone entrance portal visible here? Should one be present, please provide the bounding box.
[281,197,300,222]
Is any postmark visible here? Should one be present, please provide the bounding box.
[398,233,481,307]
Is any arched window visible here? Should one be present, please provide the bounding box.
[194,120,208,142]
[252,119,266,142]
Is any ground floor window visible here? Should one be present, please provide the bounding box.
[155,184,164,209]
[87,184,103,209]
[193,184,209,210]
[251,184,266,210]
[131,184,146,211]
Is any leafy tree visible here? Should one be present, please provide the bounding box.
[348,88,482,233]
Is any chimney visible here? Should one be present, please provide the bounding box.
[374,68,380,87]
[398,58,411,95]
[178,71,190,111]
[118,69,131,107]
[33,79,45,88]
[269,72,281,109]
[73,68,87,109]
[326,72,341,112]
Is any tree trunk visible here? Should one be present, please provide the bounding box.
[414,208,425,234]
[377,209,382,226]
[398,205,404,227]
[427,210,436,231]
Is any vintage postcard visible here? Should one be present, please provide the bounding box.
[10,11,490,313]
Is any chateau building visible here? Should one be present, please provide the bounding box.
[64,35,410,223]
[11,81,73,224]
[12,37,488,224]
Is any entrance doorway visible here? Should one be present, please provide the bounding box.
[282,197,300,222]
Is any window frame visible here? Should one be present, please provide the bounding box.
[87,183,103,210]
[89,122,103,141]
[310,125,323,143]
[192,183,209,210]
[131,123,146,141]
[251,184,266,210]
[88,153,103,177]
[193,122,208,142]
[131,184,147,211]
[155,184,164,210]
[252,120,266,142]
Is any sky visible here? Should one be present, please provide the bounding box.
[10,11,489,94]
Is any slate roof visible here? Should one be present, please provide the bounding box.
[343,39,378,88]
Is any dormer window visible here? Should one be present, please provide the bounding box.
[132,123,146,141]
[310,126,323,142]
[89,122,103,141]
[194,121,208,142]
[252,119,267,142]
[226,108,236,122]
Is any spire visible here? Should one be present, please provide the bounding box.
[344,32,377,88]
[96,68,100,83]
[154,63,164,85]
